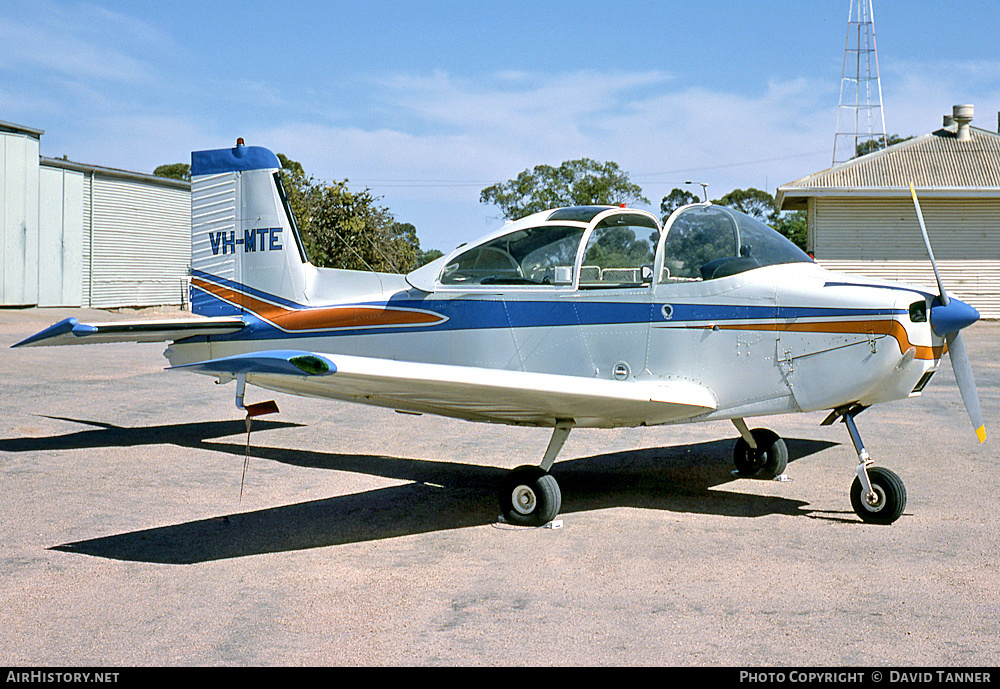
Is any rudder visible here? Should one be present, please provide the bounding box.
[190,140,309,317]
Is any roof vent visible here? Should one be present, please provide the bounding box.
[953,104,974,141]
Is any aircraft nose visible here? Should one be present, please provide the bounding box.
[931,297,980,337]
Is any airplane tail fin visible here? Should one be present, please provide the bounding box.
[189,141,310,317]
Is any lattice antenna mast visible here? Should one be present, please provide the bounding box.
[833,0,888,165]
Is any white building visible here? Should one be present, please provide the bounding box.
[777,105,1000,319]
[1,121,190,308]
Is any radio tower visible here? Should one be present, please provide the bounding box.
[832,0,888,165]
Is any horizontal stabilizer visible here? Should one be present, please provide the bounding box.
[169,350,336,377]
[12,317,246,348]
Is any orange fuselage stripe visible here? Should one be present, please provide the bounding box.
[698,320,944,360]
[191,277,446,331]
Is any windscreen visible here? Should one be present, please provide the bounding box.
[661,206,811,282]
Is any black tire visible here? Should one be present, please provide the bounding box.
[733,428,788,479]
[851,466,906,525]
[498,465,562,527]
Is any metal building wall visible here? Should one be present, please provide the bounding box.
[813,196,1000,318]
[813,197,1000,261]
[37,166,84,306]
[88,175,190,308]
[1,129,40,306]
[81,171,92,307]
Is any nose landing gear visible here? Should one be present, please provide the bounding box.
[824,404,907,524]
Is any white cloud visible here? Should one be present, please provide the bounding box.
[244,70,850,249]
[0,1,171,85]
[881,59,1000,136]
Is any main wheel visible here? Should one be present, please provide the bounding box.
[498,465,562,527]
[733,428,788,479]
[851,466,906,525]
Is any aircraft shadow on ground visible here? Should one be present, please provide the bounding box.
[9,417,835,563]
[0,416,303,452]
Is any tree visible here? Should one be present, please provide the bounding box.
[855,134,913,158]
[153,163,190,181]
[709,187,808,252]
[303,182,419,272]
[712,188,778,223]
[276,157,430,273]
[480,158,649,220]
[660,188,701,221]
[416,248,445,267]
[772,211,808,252]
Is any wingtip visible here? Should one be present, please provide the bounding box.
[11,317,79,348]
[976,425,986,444]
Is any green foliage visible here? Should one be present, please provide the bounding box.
[660,188,701,221]
[712,188,778,223]
[584,225,656,270]
[276,153,304,176]
[772,211,808,252]
[855,134,913,158]
[153,163,190,181]
[416,248,445,267]
[480,159,649,220]
[662,209,740,279]
[659,186,808,252]
[277,156,428,273]
[709,187,806,251]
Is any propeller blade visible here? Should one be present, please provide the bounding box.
[911,183,985,444]
[910,182,950,306]
[945,331,986,443]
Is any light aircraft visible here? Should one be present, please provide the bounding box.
[14,141,986,526]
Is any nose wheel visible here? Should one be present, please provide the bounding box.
[824,404,907,525]
[850,466,906,525]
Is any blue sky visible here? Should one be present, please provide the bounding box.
[4,0,1000,253]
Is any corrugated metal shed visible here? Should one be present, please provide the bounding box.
[779,127,1000,199]
[2,120,194,308]
[1,123,41,306]
[777,107,1000,318]
[38,157,191,309]
[37,165,84,306]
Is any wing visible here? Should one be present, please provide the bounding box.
[170,350,718,428]
[12,316,246,347]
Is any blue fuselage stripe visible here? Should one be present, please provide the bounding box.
[189,276,906,343]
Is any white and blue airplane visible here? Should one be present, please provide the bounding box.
[15,141,985,526]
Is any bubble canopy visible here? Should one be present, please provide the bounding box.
[406,204,811,292]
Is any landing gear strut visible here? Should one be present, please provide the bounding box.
[824,404,907,524]
[497,420,570,527]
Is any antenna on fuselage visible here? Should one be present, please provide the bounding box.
[685,181,709,202]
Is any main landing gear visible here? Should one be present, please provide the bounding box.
[731,418,788,480]
[498,421,571,527]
